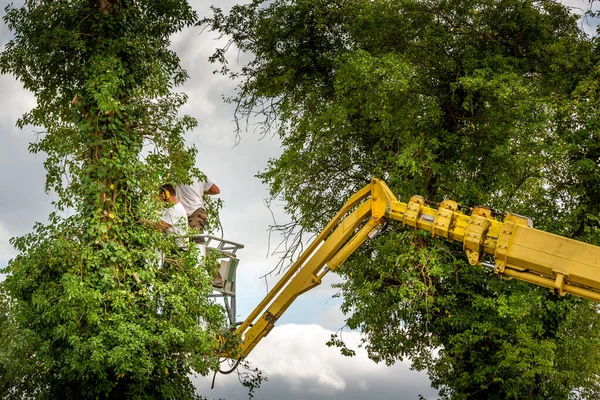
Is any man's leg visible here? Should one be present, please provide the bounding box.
[188,208,208,243]
[188,208,223,287]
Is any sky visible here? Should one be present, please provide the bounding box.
[0,1,438,399]
[0,1,597,399]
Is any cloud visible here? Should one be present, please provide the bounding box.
[318,302,348,330]
[195,323,438,400]
[0,76,53,243]
[253,324,349,394]
[0,221,17,263]
[0,76,37,129]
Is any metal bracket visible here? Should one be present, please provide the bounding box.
[432,199,458,239]
[463,207,492,265]
[403,195,425,228]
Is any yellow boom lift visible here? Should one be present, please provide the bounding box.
[211,179,600,359]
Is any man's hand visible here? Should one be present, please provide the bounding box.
[204,183,220,195]
[141,217,171,232]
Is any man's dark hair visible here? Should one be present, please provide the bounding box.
[160,183,176,199]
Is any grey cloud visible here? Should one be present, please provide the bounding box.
[0,78,53,255]
[193,324,439,400]
[0,128,51,232]
[198,376,437,400]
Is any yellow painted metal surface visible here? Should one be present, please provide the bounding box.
[385,182,600,302]
[233,180,394,358]
[231,178,600,359]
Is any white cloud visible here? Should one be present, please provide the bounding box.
[195,323,438,400]
[318,302,348,330]
[252,324,349,394]
[0,75,37,131]
[0,221,17,262]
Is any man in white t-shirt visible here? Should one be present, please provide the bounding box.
[177,177,223,287]
[157,183,188,250]
[176,177,220,243]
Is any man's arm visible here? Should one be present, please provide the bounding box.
[204,183,220,195]
[141,217,171,232]
[156,220,171,232]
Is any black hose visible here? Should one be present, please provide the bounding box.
[211,357,243,389]
[219,357,243,375]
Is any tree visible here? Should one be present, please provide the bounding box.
[0,1,228,398]
[203,0,600,398]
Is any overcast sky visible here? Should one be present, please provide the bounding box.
[1,1,597,399]
[0,1,439,398]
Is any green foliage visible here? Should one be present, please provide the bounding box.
[204,0,600,398]
[0,1,230,398]
[236,360,269,399]
[338,230,600,399]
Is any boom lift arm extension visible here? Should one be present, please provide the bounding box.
[232,179,600,358]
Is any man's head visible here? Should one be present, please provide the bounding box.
[159,183,177,203]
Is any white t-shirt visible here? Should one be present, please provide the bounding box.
[177,178,214,216]
[161,201,188,249]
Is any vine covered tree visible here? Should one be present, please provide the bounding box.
[203,0,600,398]
[0,1,229,398]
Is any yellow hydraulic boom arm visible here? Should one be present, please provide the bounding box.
[232,179,600,358]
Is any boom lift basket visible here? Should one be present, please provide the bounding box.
[194,235,244,326]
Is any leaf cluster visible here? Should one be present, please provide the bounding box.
[0,1,231,398]
[204,0,600,398]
